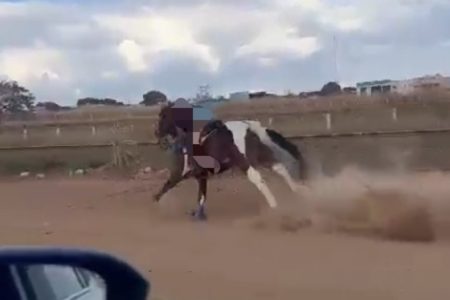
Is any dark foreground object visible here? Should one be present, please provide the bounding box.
[0,246,150,300]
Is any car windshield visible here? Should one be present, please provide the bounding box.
[1,0,450,299]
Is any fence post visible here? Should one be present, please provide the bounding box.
[56,127,61,137]
[22,127,28,140]
[268,117,273,126]
[91,126,96,136]
[324,113,331,130]
[392,107,398,121]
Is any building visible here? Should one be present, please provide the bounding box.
[356,79,397,96]
[342,87,357,94]
[194,97,228,110]
[357,74,450,96]
[229,91,250,102]
[298,91,321,99]
[397,74,450,94]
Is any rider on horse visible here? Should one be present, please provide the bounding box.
[169,98,194,176]
[169,98,216,176]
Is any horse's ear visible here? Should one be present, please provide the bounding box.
[158,102,169,111]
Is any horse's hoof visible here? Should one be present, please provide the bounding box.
[197,211,208,221]
[190,209,208,221]
[194,214,208,222]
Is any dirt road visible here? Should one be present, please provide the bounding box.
[1,170,450,300]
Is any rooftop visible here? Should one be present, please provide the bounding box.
[356,79,394,87]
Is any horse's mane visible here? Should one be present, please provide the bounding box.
[202,119,226,132]
[159,102,173,113]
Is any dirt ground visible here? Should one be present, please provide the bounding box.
[2,169,450,300]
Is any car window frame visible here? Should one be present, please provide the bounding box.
[9,264,97,300]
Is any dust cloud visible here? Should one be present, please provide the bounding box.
[239,167,450,242]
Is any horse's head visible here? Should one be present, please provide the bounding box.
[154,102,176,148]
[154,98,193,149]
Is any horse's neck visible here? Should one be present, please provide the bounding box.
[168,128,186,151]
[169,126,190,148]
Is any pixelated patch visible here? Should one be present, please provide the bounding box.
[193,155,221,174]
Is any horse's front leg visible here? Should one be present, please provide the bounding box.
[153,171,184,202]
[153,149,186,201]
[153,163,196,202]
[191,176,208,221]
[154,145,193,202]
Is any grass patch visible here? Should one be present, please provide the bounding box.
[0,144,169,176]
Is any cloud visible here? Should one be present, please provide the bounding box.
[117,39,147,72]
[95,10,220,73]
[236,33,320,61]
[0,0,449,104]
[0,45,67,83]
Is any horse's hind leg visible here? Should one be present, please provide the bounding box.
[230,143,278,208]
[272,163,298,192]
[247,167,278,208]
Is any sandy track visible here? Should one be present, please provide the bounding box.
[2,170,450,300]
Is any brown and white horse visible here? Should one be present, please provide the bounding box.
[154,102,307,220]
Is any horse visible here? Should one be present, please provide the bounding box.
[153,101,307,220]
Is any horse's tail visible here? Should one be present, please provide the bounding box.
[246,121,307,181]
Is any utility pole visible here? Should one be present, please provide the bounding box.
[333,34,340,85]
[196,84,211,103]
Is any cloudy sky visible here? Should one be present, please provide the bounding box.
[0,0,449,104]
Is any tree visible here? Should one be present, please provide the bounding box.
[77,97,124,107]
[36,101,62,112]
[216,95,227,102]
[320,81,341,96]
[141,90,167,106]
[0,80,35,113]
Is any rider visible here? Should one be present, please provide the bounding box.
[171,98,194,176]
[171,98,216,176]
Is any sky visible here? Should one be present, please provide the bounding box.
[0,0,449,105]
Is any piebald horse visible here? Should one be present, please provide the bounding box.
[153,101,307,220]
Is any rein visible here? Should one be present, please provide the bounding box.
[199,128,217,145]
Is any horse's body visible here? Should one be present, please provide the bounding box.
[154,101,307,220]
